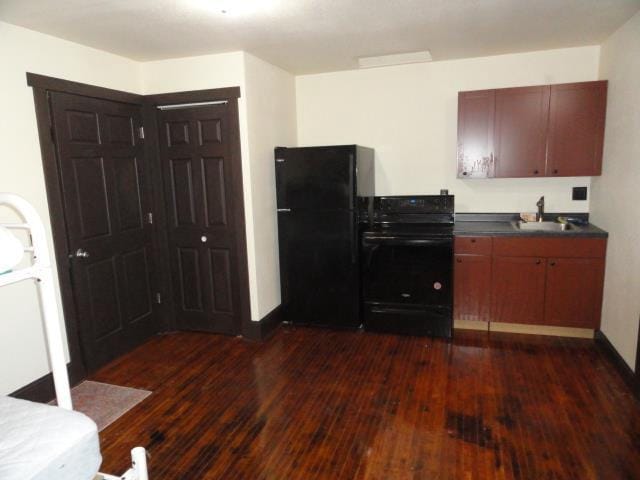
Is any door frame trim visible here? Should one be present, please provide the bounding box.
[143,87,252,336]
[26,73,146,388]
[27,72,143,104]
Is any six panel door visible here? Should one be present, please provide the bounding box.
[547,81,607,176]
[50,92,160,372]
[494,86,550,178]
[158,103,241,334]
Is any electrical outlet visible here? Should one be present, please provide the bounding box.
[572,187,587,201]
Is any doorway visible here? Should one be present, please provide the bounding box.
[28,74,250,380]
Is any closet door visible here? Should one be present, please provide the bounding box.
[494,86,550,178]
[158,103,243,334]
[50,92,160,372]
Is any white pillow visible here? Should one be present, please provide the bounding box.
[0,226,24,272]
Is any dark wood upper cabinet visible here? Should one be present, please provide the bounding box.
[457,81,607,179]
[547,81,607,177]
[494,86,549,178]
[457,90,495,178]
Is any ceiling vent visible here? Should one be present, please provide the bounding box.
[357,51,432,69]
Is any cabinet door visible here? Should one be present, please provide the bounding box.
[457,90,495,178]
[491,256,546,324]
[547,81,607,177]
[494,86,550,178]
[544,258,604,328]
[454,254,492,322]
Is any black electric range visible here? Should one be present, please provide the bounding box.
[361,195,454,338]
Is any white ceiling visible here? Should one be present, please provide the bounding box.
[1,0,639,74]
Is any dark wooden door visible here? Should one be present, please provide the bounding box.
[547,81,607,177]
[158,103,241,334]
[544,257,604,328]
[494,86,550,178]
[491,256,546,325]
[457,90,495,178]
[50,92,160,372]
[454,254,492,322]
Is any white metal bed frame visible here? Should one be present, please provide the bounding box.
[0,192,149,480]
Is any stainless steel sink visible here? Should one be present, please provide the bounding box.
[512,221,578,232]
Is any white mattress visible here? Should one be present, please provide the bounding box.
[0,396,101,480]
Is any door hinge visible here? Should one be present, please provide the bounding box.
[137,126,145,140]
[155,292,162,304]
[145,212,153,224]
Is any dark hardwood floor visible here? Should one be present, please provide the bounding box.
[92,326,640,479]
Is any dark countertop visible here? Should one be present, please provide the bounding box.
[453,213,608,238]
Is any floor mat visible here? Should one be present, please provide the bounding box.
[51,380,151,431]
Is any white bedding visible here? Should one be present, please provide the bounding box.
[0,396,101,480]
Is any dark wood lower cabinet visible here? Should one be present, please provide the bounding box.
[453,254,492,322]
[455,236,607,330]
[544,257,605,328]
[491,256,546,325]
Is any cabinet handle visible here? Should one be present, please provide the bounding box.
[470,238,476,243]
[456,258,462,263]
[533,170,539,175]
[550,261,556,266]
[553,169,558,174]
[462,171,468,176]
[535,259,541,265]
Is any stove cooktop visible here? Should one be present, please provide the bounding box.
[363,195,455,239]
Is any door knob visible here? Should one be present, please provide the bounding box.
[201,235,208,243]
[73,249,90,258]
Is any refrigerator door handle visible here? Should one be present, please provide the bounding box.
[350,212,357,264]
[277,208,291,212]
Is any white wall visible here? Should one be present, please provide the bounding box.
[242,53,297,317]
[296,46,601,213]
[591,12,640,371]
[0,21,142,395]
[141,51,297,320]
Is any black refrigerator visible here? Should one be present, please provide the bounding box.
[275,145,375,328]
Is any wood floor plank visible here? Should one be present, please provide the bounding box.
[92,327,640,479]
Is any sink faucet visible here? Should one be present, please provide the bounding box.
[536,196,545,222]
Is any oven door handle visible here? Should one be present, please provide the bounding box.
[362,237,452,247]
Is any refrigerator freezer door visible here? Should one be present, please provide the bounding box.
[275,146,355,210]
[278,209,360,328]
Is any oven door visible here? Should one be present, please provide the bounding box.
[361,236,453,308]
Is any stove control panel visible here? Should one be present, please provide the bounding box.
[376,195,454,215]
